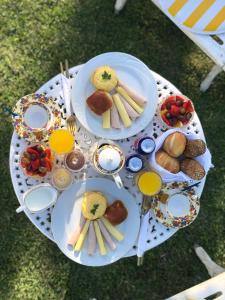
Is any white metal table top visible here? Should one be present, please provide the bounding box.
[9,64,206,261]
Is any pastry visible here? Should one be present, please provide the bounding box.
[184,139,206,158]
[86,91,112,116]
[163,132,187,157]
[112,94,132,128]
[97,219,116,250]
[91,65,118,92]
[101,217,124,241]
[111,102,122,129]
[120,96,140,120]
[104,200,128,225]
[102,109,111,129]
[116,86,144,114]
[81,192,107,220]
[180,159,205,180]
[93,221,107,256]
[87,221,97,256]
[118,80,147,107]
[74,220,90,251]
[155,150,180,174]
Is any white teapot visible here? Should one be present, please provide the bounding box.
[91,140,125,189]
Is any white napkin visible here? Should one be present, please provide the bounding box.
[60,74,71,116]
[149,128,213,182]
[137,210,150,258]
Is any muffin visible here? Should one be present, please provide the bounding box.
[91,66,118,92]
[81,192,107,220]
[184,139,206,158]
[180,159,205,180]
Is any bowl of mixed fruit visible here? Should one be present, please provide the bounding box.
[20,144,54,179]
[159,95,195,128]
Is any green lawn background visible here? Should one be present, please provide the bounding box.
[0,1,225,299]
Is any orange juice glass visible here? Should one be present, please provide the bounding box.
[136,171,162,196]
[49,129,74,155]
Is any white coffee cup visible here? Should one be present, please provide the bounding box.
[16,183,58,214]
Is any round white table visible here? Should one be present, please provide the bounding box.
[10,64,206,260]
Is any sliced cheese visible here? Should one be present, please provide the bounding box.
[102,109,111,129]
[101,217,124,241]
[93,221,107,256]
[112,94,132,128]
[116,86,144,114]
[74,219,90,251]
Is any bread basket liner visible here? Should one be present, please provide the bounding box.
[149,128,213,182]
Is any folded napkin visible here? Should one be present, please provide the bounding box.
[60,74,71,117]
[137,210,150,258]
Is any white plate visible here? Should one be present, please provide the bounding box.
[51,178,140,266]
[71,52,158,140]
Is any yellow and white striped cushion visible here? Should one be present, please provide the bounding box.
[159,0,225,34]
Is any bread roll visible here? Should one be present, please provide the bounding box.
[180,159,205,180]
[163,132,186,157]
[86,91,112,116]
[155,150,180,174]
[184,139,206,158]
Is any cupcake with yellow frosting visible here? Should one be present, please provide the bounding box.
[91,66,118,92]
[81,191,107,220]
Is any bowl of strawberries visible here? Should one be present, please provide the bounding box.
[159,94,195,128]
[20,144,54,179]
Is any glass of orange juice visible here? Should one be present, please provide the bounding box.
[49,129,74,155]
[136,171,162,196]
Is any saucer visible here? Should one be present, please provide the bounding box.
[12,94,61,142]
[152,182,200,228]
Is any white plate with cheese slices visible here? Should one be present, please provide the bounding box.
[51,178,140,266]
[71,52,158,140]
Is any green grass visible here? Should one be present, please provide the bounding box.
[0,0,225,299]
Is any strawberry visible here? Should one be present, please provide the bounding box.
[161,103,166,110]
[39,172,47,177]
[26,170,35,176]
[44,148,51,159]
[45,158,52,172]
[165,95,176,104]
[162,114,170,126]
[27,147,39,156]
[170,105,180,116]
[176,95,185,102]
[21,157,30,168]
[183,100,194,112]
[31,159,40,171]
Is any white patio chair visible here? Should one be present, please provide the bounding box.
[166,245,225,300]
[114,0,225,91]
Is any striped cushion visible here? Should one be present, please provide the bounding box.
[159,0,225,34]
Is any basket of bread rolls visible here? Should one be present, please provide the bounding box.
[149,129,212,182]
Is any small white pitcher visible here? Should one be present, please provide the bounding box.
[16,183,58,214]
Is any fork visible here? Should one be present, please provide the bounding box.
[137,195,151,266]
[60,60,77,135]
